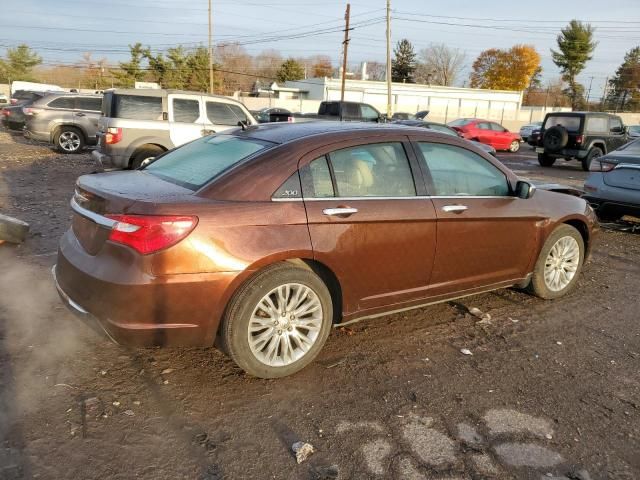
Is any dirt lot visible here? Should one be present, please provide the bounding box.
[0,130,639,480]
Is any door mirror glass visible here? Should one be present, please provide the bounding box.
[610,126,624,134]
[515,180,536,199]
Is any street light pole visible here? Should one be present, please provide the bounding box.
[208,0,214,94]
[386,0,392,117]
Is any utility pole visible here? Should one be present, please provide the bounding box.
[340,3,351,101]
[386,0,392,117]
[585,76,594,111]
[600,76,609,110]
[208,0,214,94]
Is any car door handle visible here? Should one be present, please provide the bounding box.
[323,207,358,217]
[75,112,85,117]
[201,129,216,136]
[442,205,468,213]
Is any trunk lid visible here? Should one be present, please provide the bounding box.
[71,171,198,255]
[603,164,640,191]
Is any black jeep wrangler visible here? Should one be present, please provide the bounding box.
[535,112,630,171]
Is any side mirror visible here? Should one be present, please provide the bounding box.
[515,180,536,199]
[611,126,623,134]
[623,125,630,134]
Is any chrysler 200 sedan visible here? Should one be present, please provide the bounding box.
[53,122,597,378]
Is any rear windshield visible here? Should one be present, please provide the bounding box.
[447,118,473,127]
[544,115,581,131]
[144,135,273,190]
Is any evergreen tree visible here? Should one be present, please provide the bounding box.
[606,46,640,112]
[276,58,305,83]
[112,43,147,87]
[0,44,42,82]
[392,39,416,83]
[551,20,597,110]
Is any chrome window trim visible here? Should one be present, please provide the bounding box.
[70,198,117,228]
[271,195,512,202]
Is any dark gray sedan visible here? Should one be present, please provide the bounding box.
[584,139,640,220]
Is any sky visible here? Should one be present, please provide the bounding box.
[1,0,639,98]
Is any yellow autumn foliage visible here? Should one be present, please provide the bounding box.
[470,45,541,91]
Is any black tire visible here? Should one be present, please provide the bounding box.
[582,147,603,172]
[130,145,164,169]
[509,140,521,153]
[527,225,584,300]
[55,126,85,154]
[220,263,333,378]
[543,126,568,151]
[538,153,556,167]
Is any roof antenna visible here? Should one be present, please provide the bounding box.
[238,120,247,131]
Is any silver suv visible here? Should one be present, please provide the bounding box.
[23,93,102,153]
[93,88,257,169]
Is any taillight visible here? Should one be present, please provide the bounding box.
[10,98,17,105]
[105,127,123,144]
[575,135,584,144]
[589,159,616,172]
[2,110,9,116]
[105,214,198,254]
[23,107,42,116]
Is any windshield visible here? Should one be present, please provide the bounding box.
[544,115,581,132]
[619,138,640,153]
[426,124,458,136]
[448,118,473,127]
[145,135,274,190]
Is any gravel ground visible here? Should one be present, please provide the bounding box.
[0,130,639,480]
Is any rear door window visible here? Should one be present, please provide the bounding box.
[76,97,102,111]
[113,95,163,120]
[490,123,506,132]
[48,97,75,109]
[477,122,491,130]
[206,101,247,125]
[172,98,201,123]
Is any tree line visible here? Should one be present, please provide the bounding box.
[1,18,639,112]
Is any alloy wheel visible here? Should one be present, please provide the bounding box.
[59,131,81,152]
[248,283,323,367]
[543,236,580,291]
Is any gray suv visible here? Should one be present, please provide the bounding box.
[93,88,256,169]
[23,93,102,153]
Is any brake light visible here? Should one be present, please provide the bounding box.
[589,159,617,172]
[575,135,584,144]
[105,214,198,254]
[105,127,123,144]
[23,107,42,116]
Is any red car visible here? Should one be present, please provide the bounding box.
[449,118,522,152]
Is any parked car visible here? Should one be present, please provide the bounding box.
[290,100,382,123]
[584,138,640,220]
[393,119,497,156]
[92,88,257,169]
[533,112,630,171]
[0,94,8,106]
[527,128,541,147]
[519,121,542,141]
[23,93,102,153]
[448,118,522,152]
[391,112,412,120]
[1,91,47,130]
[253,107,291,123]
[627,125,640,138]
[54,122,597,378]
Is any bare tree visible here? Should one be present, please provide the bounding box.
[415,43,465,86]
[363,61,386,81]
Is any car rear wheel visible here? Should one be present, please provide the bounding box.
[220,263,333,378]
[528,225,584,299]
[509,140,521,153]
[55,127,84,154]
[582,147,603,172]
[131,145,164,169]
[538,154,556,167]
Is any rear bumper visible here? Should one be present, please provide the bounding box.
[583,195,640,219]
[545,148,588,159]
[23,129,49,142]
[54,230,243,347]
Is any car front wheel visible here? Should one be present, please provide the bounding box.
[220,263,333,378]
[509,140,521,153]
[528,225,584,299]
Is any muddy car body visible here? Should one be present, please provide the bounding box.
[54,122,598,378]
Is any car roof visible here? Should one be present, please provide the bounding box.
[231,121,427,144]
[104,88,241,103]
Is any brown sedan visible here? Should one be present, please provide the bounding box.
[54,122,598,378]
